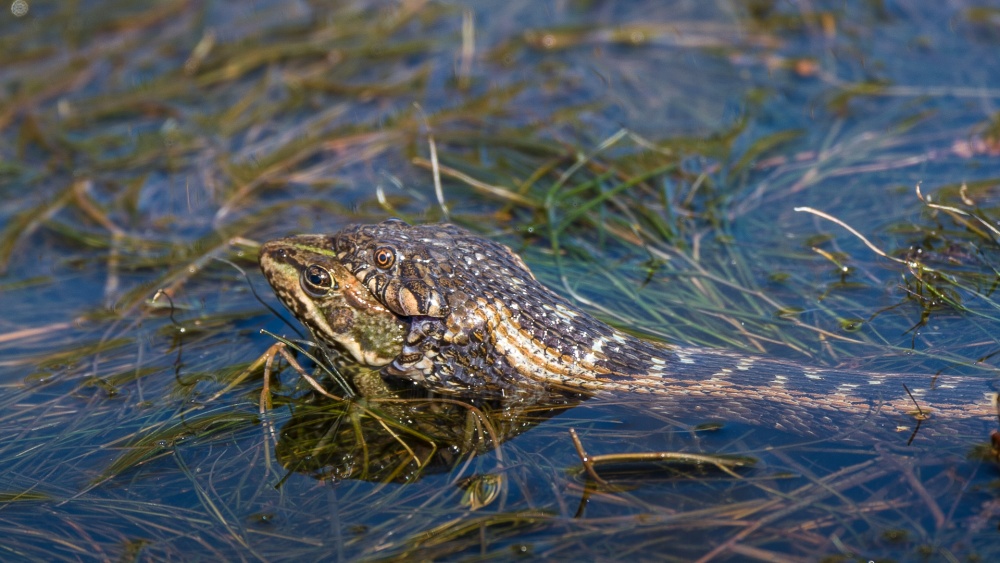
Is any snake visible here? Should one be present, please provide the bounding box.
[259,219,998,439]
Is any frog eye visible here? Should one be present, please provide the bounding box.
[373,246,396,270]
[300,265,338,297]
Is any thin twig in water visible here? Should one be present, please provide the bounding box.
[569,428,608,486]
[916,183,1000,240]
[372,415,425,469]
[458,9,474,90]
[414,102,449,221]
[902,383,928,421]
[151,290,181,328]
[794,206,908,266]
[584,451,751,479]
[901,383,930,445]
[411,158,539,207]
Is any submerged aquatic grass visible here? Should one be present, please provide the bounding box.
[2,1,1000,560]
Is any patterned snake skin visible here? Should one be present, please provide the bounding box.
[266,219,999,438]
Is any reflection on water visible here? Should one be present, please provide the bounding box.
[275,372,582,484]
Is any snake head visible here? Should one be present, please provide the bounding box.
[333,219,459,318]
[334,218,539,318]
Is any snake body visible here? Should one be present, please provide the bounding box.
[260,219,997,438]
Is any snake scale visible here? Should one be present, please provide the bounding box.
[259,219,997,438]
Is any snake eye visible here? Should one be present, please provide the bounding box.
[300,265,338,297]
[373,246,396,270]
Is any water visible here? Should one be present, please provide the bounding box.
[2,0,1000,560]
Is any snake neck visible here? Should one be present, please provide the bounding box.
[389,309,994,437]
